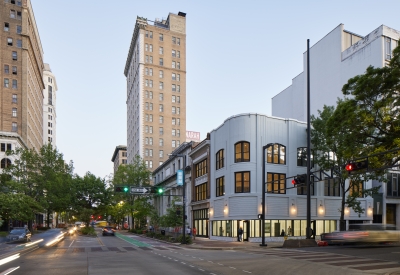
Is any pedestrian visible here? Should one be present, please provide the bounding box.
[287,226,292,236]
[186,226,191,237]
[238,227,243,242]
[280,229,285,236]
[192,226,196,240]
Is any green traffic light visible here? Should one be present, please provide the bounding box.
[123,187,129,192]
[158,188,163,194]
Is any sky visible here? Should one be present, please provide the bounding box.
[31,0,400,179]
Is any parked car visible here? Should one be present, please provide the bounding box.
[102,226,116,236]
[7,227,31,243]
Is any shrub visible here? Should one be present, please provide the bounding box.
[36,226,51,231]
[80,226,96,236]
[176,235,192,244]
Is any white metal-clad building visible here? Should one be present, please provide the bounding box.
[208,113,373,242]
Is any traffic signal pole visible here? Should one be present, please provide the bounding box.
[306,39,311,239]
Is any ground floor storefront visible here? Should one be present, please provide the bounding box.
[211,219,337,241]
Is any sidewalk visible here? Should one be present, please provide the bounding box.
[186,237,284,250]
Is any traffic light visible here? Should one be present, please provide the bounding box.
[151,186,164,194]
[292,174,306,186]
[345,160,368,174]
[115,186,129,193]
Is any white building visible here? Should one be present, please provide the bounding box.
[43,63,57,145]
[208,113,372,242]
[272,24,400,228]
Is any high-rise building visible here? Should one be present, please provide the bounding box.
[0,0,45,157]
[124,12,187,171]
[111,145,127,175]
[43,63,57,145]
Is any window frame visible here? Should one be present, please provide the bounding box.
[266,172,286,194]
[216,149,224,170]
[267,143,286,165]
[234,141,250,163]
[235,171,250,193]
[216,176,225,197]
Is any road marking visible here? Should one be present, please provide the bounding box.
[229,267,236,269]
[190,265,194,267]
[217,263,223,266]
[181,262,186,265]
[0,266,20,275]
[242,270,252,274]
[199,258,203,260]
[198,269,204,271]
[68,240,75,247]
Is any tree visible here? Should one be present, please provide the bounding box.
[112,155,152,229]
[338,44,400,167]
[311,105,380,231]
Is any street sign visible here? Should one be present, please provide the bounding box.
[130,186,151,195]
[177,170,183,186]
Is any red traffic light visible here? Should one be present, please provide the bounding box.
[345,163,354,171]
[292,179,299,185]
[345,160,368,173]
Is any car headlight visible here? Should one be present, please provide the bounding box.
[69,229,74,234]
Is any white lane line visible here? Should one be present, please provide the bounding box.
[189,265,194,267]
[229,267,236,269]
[243,270,252,273]
[0,266,20,275]
[181,262,186,265]
[69,240,74,247]
[199,258,203,260]
[208,261,213,263]
[217,263,223,266]
[198,269,205,271]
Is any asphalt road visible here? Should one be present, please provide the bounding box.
[1,229,400,275]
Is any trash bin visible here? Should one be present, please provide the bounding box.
[161,230,165,235]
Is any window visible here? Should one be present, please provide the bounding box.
[172,73,176,80]
[149,115,153,122]
[172,61,176,68]
[172,129,176,136]
[4,22,9,31]
[176,96,180,103]
[349,181,364,198]
[159,82,163,89]
[267,144,286,164]
[172,140,176,147]
[149,56,153,63]
[159,104,163,112]
[324,178,340,197]
[172,50,176,57]
[149,126,153,133]
[216,177,225,197]
[297,147,313,167]
[17,11,21,20]
[11,122,17,132]
[1,158,11,169]
[145,149,149,157]
[7,38,13,46]
[177,74,180,81]
[145,55,149,63]
[177,129,180,137]
[159,93,163,101]
[0,143,12,152]
[159,33,163,41]
[195,159,207,178]
[216,149,224,170]
[145,91,149,98]
[4,65,9,74]
[149,68,153,76]
[159,150,163,158]
[12,51,17,60]
[16,39,22,48]
[176,107,180,114]
[145,44,148,51]
[177,38,180,45]
[176,118,180,125]
[176,140,180,147]
[145,137,149,145]
[159,70,163,78]
[387,173,400,197]
[235,171,250,193]
[4,78,9,88]
[145,30,153,38]
[159,116,163,124]
[172,107,176,114]
[149,80,153,87]
[12,66,16,75]
[16,25,21,34]
[159,58,163,66]
[145,102,149,110]
[267,173,286,194]
[177,85,180,92]
[159,138,163,146]
[12,94,17,103]
[145,114,149,121]
[177,62,180,69]
[172,95,176,103]
[10,10,15,18]
[149,161,153,168]
[149,44,153,52]
[172,118,176,125]
[172,37,176,44]
[297,176,314,195]
[149,137,153,145]
[159,46,163,54]
[172,84,176,92]
[385,37,392,60]
[195,183,207,201]
[145,68,149,75]
[234,141,250,162]
[177,51,180,58]
[159,127,163,135]
[145,126,149,133]
[149,91,153,99]
[12,79,17,89]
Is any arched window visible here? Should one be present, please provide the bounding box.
[267,143,285,164]
[216,149,224,170]
[234,141,250,163]
[1,158,11,168]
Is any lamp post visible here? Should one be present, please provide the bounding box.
[261,143,274,247]
[169,153,187,244]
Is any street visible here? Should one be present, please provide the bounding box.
[1,230,400,275]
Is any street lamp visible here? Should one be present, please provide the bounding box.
[169,153,187,244]
[261,143,274,247]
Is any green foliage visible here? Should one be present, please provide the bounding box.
[80,226,96,236]
[176,234,192,244]
[159,197,183,228]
